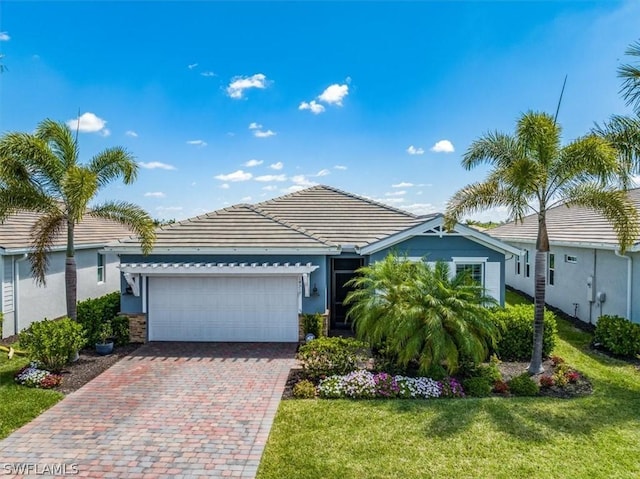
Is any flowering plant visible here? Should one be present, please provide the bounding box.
[15,362,62,389]
[539,376,555,388]
[318,370,443,399]
[439,377,465,398]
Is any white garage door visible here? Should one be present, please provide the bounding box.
[148,276,299,342]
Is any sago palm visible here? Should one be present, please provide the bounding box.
[444,111,639,374]
[345,255,498,374]
[0,119,156,320]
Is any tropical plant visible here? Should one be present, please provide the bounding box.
[444,111,639,373]
[0,119,156,319]
[619,40,640,116]
[345,254,499,375]
[19,317,85,372]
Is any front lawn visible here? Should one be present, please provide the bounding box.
[258,303,640,478]
[0,351,63,440]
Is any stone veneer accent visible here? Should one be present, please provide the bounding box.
[298,311,329,341]
[122,313,147,343]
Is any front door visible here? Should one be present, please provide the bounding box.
[331,258,364,330]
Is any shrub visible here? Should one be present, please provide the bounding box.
[15,362,63,389]
[508,373,540,396]
[297,337,369,380]
[425,363,448,381]
[462,377,493,397]
[19,318,85,372]
[439,377,465,398]
[492,305,557,361]
[539,376,555,388]
[76,292,121,347]
[459,362,502,383]
[293,380,317,399]
[301,313,324,338]
[110,315,130,346]
[594,315,640,357]
[493,380,510,394]
[550,355,565,367]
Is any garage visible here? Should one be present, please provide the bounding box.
[148,275,300,342]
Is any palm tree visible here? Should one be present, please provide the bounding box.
[444,111,639,374]
[0,119,156,320]
[345,254,498,374]
[619,40,640,116]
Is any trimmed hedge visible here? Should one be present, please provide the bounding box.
[301,313,324,338]
[492,305,557,361]
[76,292,126,346]
[19,317,85,372]
[594,315,640,357]
[297,337,369,380]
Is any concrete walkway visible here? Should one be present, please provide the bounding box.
[0,342,297,478]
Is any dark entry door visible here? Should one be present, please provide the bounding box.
[331,258,364,329]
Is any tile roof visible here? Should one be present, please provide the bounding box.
[489,188,640,248]
[113,185,434,250]
[0,210,133,251]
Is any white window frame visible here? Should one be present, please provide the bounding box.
[548,253,555,286]
[525,250,531,278]
[451,257,488,287]
[97,253,105,283]
[565,254,578,264]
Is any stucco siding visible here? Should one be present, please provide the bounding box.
[6,249,121,337]
[504,242,635,324]
[119,253,329,316]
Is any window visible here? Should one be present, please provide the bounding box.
[456,263,483,284]
[548,253,555,286]
[97,254,105,283]
[525,250,531,278]
[565,254,578,264]
[515,255,521,275]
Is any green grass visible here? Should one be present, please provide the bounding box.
[0,349,63,440]
[505,289,531,306]
[258,294,640,478]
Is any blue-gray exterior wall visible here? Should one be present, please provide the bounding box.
[120,254,329,315]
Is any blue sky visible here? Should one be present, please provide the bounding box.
[0,1,639,222]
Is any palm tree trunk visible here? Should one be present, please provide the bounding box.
[528,214,549,374]
[65,220,77,321]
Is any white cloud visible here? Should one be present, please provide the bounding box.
[214,170,252,182]
[318,83,349,106]
[220,183,230,189]
[255,174,287,182]
[66,112,108,135]
[392,182,414,188]
[283,185,306,193]
[406,145,425,155]
[463,205,511,223]
[0,32,10,41]
[404,203,438,215]
[291,175,316,187]
[299,100,325,114]
[241,196,252,202]
[262,185,278,191]
[125,130,138,138]
[226,73,268,99]
[315,169,331,177]
[186,139,207,147]
[431,140,455,153]
[334,165,347,170]
[254,129,276,138]
[385,190,406,196]
[139,161,177,170]
[244,159,264,167]
[270,161,284,170]
[200,71,216,77]
[156,206,183,213]
[376,197,405,205]
[248,122,262,130]
[188,63,198,69]
[99,128,111,137]
[144,192,166,198]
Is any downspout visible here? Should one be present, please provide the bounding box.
[615,249,633,321]
[14,254,29,335]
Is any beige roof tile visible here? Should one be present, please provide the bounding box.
[0,210,133,250]
[489,188,640,248]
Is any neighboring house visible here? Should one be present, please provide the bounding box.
[1,211,132,338]
[490,188,640,325]
[106,185,520,343]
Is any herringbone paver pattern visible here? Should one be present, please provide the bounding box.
[0,342,296,478]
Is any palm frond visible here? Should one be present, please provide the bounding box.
[28,210,66,286]
[35,119,78,170]
[61,166,98,223]
[462,131,521,170]
[516,111,561,169]
[88,147,138,187]
[561,184,640,253]
[88,201,156,254]
[593,115,640,187]
[619,40,640,115]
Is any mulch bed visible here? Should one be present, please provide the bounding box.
[55,344,142,394]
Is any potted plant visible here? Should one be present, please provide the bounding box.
[95,322,114,355]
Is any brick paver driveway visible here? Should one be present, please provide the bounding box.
[0,342,296,478]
